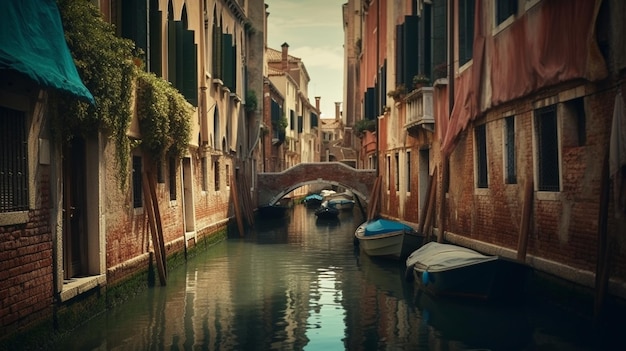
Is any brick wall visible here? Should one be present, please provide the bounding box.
[444,83,625,280]
[0,176,54,337]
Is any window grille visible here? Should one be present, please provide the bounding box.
[0,107,28,212]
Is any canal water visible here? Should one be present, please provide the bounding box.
[53,205,624,351]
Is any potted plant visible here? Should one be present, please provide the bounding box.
[412,74,430,89]
[354,118,376,138]
[387,84,406,101]
[434,62,447,79]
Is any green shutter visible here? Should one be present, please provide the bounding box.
[182,28,197,105]
[222,33,233,88]
[403,15,419,87]
[167,19,177,85]
[149,4,162,76]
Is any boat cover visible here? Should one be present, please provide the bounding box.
[406,242,497,272]
[305,194,323,201]
[329,198,355,205]
[364,219,413,237]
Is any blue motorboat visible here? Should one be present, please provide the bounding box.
[354,218,423,259]
[304,193,324,208]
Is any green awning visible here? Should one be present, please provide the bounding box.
[0,0,94,104]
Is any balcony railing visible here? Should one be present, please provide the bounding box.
[404,87,434,132]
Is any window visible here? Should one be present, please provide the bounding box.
[156,159,164,183]
[386,155,391,191]
[395,153,400,190]
[214,160,220,191]
[0,107,28,213]
[475,124,488,188]
[459,0,475,66]
[504,116,517,184]
[201,156,208,191]
[406,151,411,192]
[169,157,177,200]
[495,0,517,25]
[149,0,162,76]
[132,156,143,208]
[535,106,560,191]
[562,97,586,147]
[225,164,230,187]
[167,6,197,105]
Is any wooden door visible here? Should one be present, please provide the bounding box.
[62,137,87,279]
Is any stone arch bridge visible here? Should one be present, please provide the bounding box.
[257,162,377,206]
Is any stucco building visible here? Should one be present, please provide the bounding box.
[1,0,265,341]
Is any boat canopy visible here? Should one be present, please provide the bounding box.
[406,242,498,273]
[364,219,413,237]
[305,194,323,201]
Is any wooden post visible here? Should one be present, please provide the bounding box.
[594,153,610,323]
[142,172,167,286]
[423,170,439,241]
[230,174,245,237]
[367,176,382,221]
[517,179,533,262]
[418,166,437,235]
[437,158,448,243]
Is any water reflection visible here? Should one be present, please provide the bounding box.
[51,205,625,351]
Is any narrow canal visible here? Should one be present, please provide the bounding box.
[53,205,623,350]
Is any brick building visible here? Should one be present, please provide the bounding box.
[347,0,626,306]
[1,0,265,342]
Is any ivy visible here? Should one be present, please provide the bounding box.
[354,119,376,138]
[245,90,258,112]
[136,71,192,161]
[55,0,191,187]
[56,0,136,188]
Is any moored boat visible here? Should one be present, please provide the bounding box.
[327,198,355,211]
[314,200,340,219]
[406,241,531,301]
[354,218,423,259]
[304,193,324,208]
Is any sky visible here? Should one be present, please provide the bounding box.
[265,0,345,118]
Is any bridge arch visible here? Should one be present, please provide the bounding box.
[257,162,377,206]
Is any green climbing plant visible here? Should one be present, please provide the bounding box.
[55,0,192,187]
[56,0,136,188]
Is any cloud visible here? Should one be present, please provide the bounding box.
[290,46,343,71]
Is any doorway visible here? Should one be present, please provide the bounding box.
[62,137,88,279]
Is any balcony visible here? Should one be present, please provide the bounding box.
[404,87,434,132]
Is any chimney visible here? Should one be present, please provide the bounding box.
[281,42,289,71]
[335,102,341,121]
[315,96,321,113]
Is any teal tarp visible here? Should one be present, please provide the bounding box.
[0,0,94,104]
[364,219,413,236]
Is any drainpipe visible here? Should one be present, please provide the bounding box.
[375,0,380,178]
[438,0,454,243]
